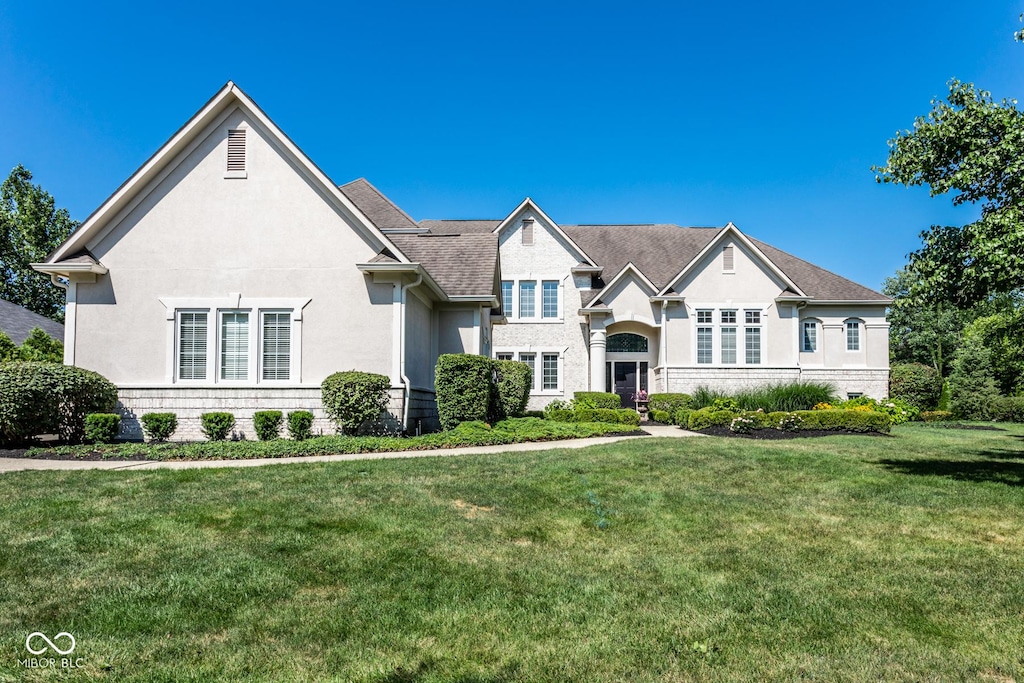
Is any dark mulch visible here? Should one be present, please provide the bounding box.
[697,426,889,440]
[923,423,1005,431]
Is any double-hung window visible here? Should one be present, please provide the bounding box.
[720,310,737,364]
[697,310,713,364]
[744,310,762,364]
[519,281,536,318]
[542,281,559,319]
[802,321,817,352]
[846,321,861,351]
[542,353,559,390]
[178,311,208,380]
[174,305,295,384]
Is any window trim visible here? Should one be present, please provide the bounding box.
[160,296,309,385]
[801,319,819,353]
[502,276,563,323]
[493,347,565,394]
[845,319,862,352]
[691,305,765,366]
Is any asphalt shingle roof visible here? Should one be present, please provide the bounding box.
[339,178,421,231]
[0,299,64,345]
[389,234,499,297]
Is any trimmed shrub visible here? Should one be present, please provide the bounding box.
[920,410,954,422]
[201,412,235,441]
[615,409,641,427]
[575,408,620,424]
[288,411,314,441]
[491,360,532,421]
[889,363,942,410]
[687,408,738,431]
[0,362,118,445]
[648,393,693,415]
[674,407,693,427]
[435,354,493,430]
[544,408,575,423]
[650,409,672,424]
[989,397,1024,423]
[795,409,891,433]
[253,410,283,441]
[140,413,177,442]
[321,371,391,434]
[573,392,622,409]
[523,410,545,419]
[711,397,741,412]
[84,413,120,444]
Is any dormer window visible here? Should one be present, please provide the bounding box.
[226,128,247,178]
[522,218,535,246]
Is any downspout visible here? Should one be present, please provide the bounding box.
[660,300,669,392]
[400,274,423,433]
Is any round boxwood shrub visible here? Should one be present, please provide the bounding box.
[0,362,118,446]
[140,413,177,442]
[84,413,121,444]
[648,393,693,415]
[435,354,493,430]
[253,410,283,441]
[288,410,315,440]
[321,371,391,434]
[889,363,942,410]
[201,412,235,441]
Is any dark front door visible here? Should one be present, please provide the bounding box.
[613,362,637,408]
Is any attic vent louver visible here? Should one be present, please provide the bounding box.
[723,245,735,272]
[522,218,535,246]
[227,129,246,172]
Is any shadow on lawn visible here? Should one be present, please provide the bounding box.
[376,660,522,683]
[877,456,1024,487]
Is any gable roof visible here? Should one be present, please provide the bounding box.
[339,178,423,232]
[388,234,500,297]
[0,299,64,345]
[39,82,410,269]
[492,198,598,266]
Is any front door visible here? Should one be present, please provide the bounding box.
[613,362,637,408]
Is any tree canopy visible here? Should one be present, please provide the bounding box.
[0,165,78,321]
[873,80,1024,305]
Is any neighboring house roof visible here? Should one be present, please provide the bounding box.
[339,179,422,232]
[389,234,500,297]
[0,299,64,345]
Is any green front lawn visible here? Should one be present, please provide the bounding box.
[1,423,1023,681]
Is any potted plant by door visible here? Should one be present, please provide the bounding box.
[632,389,650,421]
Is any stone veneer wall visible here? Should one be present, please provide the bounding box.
[661,367,889,399]
[116,386,413,441]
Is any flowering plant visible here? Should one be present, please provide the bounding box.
[632,389,648,402]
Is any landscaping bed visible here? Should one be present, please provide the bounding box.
[696,426,890,439]
[10,418,644,461]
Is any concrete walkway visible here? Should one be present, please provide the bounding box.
[0,425,704,474]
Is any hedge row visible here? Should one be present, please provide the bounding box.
[573,392,621,409]
[684,407,892,434]
[545,406,641,427]
[435,354,532,430]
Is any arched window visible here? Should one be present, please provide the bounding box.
[607,333,649,353]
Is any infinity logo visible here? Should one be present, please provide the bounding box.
[25,632,76,656]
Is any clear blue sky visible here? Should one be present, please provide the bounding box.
[2,2,1021,291]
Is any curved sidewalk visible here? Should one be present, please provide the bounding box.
[0,425,703,473]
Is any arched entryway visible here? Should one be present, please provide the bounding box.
[604,330,656,407]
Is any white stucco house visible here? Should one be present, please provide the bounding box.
[33,83,890,438]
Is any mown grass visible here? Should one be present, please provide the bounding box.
[1,423,1023,682]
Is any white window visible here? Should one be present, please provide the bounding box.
[178,311,208,380]
[519,352,536,381]
[542,281,559,318]
[170,302,301,384]
[847,321,861,351]
[721,326,737,364]
[519,281,536,318]
[744,310,762,365]
[802,321,817,352]
[495,352,514,361]
[261,312,291,380]
[220,311,251,380]
[542,353,559,390]
[501,281,513,318]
